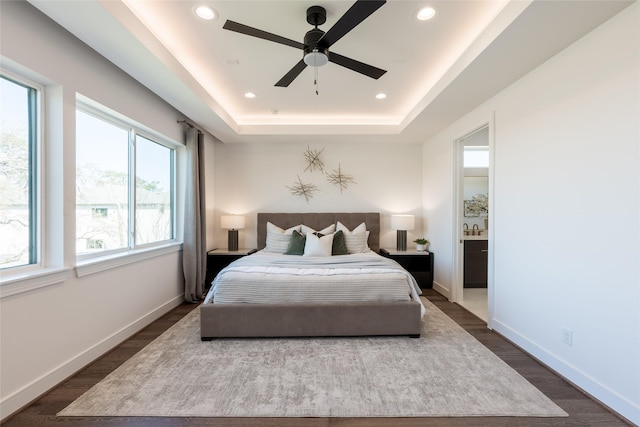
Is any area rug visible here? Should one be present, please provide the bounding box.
[58,298,567,418]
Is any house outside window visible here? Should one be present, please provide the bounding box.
[0,74,39,270]
[75,106,175,257]
[91,207,108,218]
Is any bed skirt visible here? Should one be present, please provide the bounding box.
[200,301,422,339]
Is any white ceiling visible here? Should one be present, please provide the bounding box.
[28,0,632,144]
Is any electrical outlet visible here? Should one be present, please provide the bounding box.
[562,328,573,347]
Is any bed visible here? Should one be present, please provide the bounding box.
[200,212,424,339]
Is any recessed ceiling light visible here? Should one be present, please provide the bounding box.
[417,7,436,21]
[195,5,216,20]
[244,92,256,99]
[376,93,387,100]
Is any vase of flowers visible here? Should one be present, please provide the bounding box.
[414,238,429,252]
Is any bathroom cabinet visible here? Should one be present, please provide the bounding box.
[464,240,488,288]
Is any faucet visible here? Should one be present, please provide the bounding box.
[463,223,469,235]
[472,224,479,235]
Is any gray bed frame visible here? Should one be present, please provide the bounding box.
[200,212,422,339]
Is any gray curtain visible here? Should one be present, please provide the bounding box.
[182,127,207,302]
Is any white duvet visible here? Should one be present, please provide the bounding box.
[204,250,425,316]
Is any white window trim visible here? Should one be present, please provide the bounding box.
[1,242,182,297]
[0,267,71,299]
[74,241,182,278]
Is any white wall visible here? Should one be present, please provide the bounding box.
[1,2,186,419]
[422,3,639,423]
[211,140,424,250]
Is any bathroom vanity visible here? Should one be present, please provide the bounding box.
[463,236,488,288]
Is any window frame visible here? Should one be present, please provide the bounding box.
[75,101,179,264]
[0,71,43,273]
[132,129,176,249]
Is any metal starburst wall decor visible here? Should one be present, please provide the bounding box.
[286,175,319,203]
[326,163,356,194]
[303,145,325,173]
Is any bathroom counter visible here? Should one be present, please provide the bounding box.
[462,234,488,240]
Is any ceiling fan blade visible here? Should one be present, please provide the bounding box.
[275,59,308,87]
[329,52,386,80]
[319,0,386,48]
[223,20,304,50]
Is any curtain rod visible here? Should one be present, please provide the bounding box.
[177,119,203,134]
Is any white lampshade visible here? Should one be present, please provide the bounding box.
[221,215,245,230]
[390,214,415,231]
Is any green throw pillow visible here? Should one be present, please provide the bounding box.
[285,229,305,255]
[332,230,348,255]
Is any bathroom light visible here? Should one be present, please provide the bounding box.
[244,92,256,98]
[376,93,387,100]
[195,5,216,20]
[417,7,436,21]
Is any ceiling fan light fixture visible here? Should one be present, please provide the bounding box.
[303,48,329,67]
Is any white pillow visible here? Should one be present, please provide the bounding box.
[336,221,369,253]
[265,222,301,253]
[337,221,366,234]
[303,232,334,256]
[300,223,336,236]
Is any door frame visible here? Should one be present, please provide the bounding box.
[451,115,495,329]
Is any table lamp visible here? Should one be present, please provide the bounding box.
[221,215,245,251]
[390,214,415,251]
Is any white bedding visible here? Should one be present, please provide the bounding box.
[204,250,425,316]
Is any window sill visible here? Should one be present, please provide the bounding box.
[0,243,182,298]
[0,267,72,299]
[74,242,183,278]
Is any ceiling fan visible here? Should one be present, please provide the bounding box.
[222,0,387,88]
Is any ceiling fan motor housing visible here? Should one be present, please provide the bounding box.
[304,6,329,67]
[303,28,329,66]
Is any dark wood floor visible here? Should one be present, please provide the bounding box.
[2,290,631,427]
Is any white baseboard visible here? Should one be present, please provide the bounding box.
[432,281,450,299]
[0,294,184,422]
[493,319,639,426]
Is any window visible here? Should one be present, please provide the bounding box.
[0,75,39,270]
[76,107,175,257]
[464,146,489,168]
[135,135,174,245]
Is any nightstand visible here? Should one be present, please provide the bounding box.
[379,248,434,289]
[205,248,256,288]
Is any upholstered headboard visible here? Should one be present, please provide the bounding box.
[257,212,380,252]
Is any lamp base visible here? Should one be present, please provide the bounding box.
[396,230,407,251]
[228,229,239,251]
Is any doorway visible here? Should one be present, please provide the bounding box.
[452,123,493,326]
